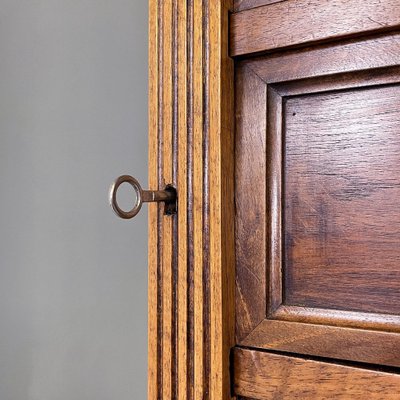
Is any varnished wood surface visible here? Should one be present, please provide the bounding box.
[235,30,400,380]
[233,348,400,399]
[148,0,234,399]
[235,65,266,342]
[193,1,205,396]
[266,86,283,316]
[284,84,400,315]
[148,1,161,397]
[230,0,400,56]
[243,33,400,84]
[209,1,236,398]
[150,0,400,395]
[177,1,188,397]
[161,3,174,398]
[273,305,400,332]
[240,319,400,367]
[234,0,285,12]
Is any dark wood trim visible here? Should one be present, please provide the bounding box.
[235,32,400,369]
[230,0,400,57]
[266,86,283,315]
[273,306,400,333]
[269,67,400,321]
[240,320,400,368]
[234,0,287,12]
[233,348,400,399]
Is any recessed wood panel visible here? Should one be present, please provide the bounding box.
[284,84,400,315]
[233,0,400,396]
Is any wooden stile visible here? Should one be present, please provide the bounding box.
[148,1,234,398]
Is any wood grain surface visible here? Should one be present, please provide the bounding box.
[235,65,266,342]
[273,305,400,332]
[243,33,400,84]
[233,348,400,399]
[240,319,400,367]
[148,0,235,398]
[234,0,285,12]
[148,1,160,397]
[150,0,400,395]
[234,28,400,377]
[284,84,400,315]
[230,0,400,56]
[209,1,235,398]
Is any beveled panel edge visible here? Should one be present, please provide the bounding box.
[266,86,283,316]
[233,347,400,399]
[239,319,400,368]
[273,305,400,333]
[233,0,287,12]
[235,64,268,342]
[242,32,400,84]
[273,65,400,98]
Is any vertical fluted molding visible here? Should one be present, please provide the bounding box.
[148,1,234,398]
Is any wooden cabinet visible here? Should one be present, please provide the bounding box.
[233,1,400,398]
[149,0,400,398]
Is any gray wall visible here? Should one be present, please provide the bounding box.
[0,1,148,399]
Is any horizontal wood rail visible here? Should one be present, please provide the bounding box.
[233,348,400,399]
[230,0,400,56]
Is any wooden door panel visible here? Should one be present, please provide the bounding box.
[231,1,400,399]
[284,84,400,315]
[235,29,400,371]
